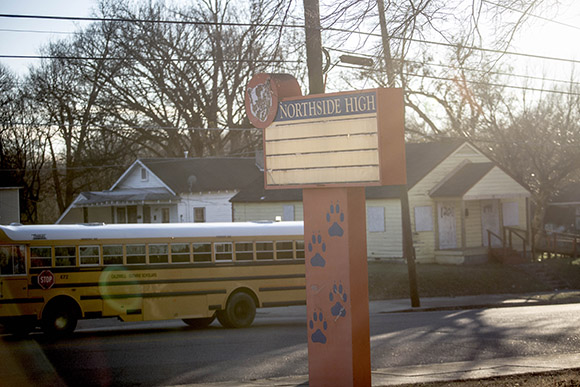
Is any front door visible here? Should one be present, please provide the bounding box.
[481,200,501,247]
[438,203,457,249]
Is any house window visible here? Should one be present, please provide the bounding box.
[502,202,519,226]
[415,206,434,232]
[116,207,126,224]
[194,207,206,223]
[367,207,385,232]
[161,208,170,223]
[283,205,295,221]
[140,167,148,181]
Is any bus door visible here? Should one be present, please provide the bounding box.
[0,245,29,300]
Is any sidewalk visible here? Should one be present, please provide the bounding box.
[190,290,580,387]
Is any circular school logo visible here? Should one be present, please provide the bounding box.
[245,73,302,129]
[38,270,55,290]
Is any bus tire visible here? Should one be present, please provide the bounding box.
[42,298,80,338]
[183,315,215,329]
[217,291,256,328]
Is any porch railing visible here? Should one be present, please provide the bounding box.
[532,229,580,259]
[487,227,530,263]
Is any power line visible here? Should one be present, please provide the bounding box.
[0,13,305,29]
[2,123,260,132]
[2,12,580,66]
[0,28,76,35]
[0,54,298,64]
[482,0,580,32]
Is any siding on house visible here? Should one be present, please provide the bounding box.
[465,200,483,247]
[233,202,304,222]
[178,191,237,222]
[366,199,402,259]
[117,167,168,190]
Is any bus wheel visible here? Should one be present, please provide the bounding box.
[183,315,215,329]
[42,299,79,337]
[217,292,256,328]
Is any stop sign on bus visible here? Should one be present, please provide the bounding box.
[38,270,55,290]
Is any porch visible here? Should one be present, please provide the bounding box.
[434,247,489,265]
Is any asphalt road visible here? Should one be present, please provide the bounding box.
[2,302,580,386]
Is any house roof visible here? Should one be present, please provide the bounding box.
[231,140,465,202]
[430,162,494,198]
[72,189,179,206]
[139,157,262,193]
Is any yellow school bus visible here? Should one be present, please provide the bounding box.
[0,221,305,336]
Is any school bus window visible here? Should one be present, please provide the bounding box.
[55,246,76,267]
[126,244,145,264]
[79,245,100,266]
[171,243,190,263]
[0,245,26,275]
[149,244,169,264]
[103,245,123,265]
[193,243,211,262]
[256,241,274,260]
[215,242,233,261]
[30,246,52,268]
[235,242,254,261]
[295,240,305,259]
[276,241,294,259]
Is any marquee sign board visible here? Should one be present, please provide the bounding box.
[262,87,406,189]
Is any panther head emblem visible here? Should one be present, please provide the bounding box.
[247,78,273,124]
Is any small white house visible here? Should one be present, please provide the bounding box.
[57,157,262,224]
[231,141,532,264]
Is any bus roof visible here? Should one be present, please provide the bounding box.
[0,221,304,242]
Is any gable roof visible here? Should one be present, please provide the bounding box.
[365,140,465,199]
[138,157,262,193]
[231,140,465,202]
[430,162,494,198]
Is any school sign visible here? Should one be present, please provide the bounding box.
[246,74,406,189]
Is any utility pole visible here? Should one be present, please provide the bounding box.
[303,0,324,94]
[377,0,420,307]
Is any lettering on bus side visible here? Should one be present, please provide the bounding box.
[108,273,158,280]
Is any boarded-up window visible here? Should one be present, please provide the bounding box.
[502,202,519,226]
[414,206,433,232]
[367,207,385,232]
[283,205,295,221]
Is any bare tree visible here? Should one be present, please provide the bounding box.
[0,64,47,223]
[96,0,295,158]
[25,21,134,216]
[481,85,580,236]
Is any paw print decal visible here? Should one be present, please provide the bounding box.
[308,233,326,267]
[327,202,344,237]
[309,311,328,344]
[329,283,348,318]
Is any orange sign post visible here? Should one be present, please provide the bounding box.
[246,74,406,386]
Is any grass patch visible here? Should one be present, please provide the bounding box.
[368,261,553,301]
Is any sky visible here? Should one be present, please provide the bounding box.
[1,0,580,87]
[0,0,97,75]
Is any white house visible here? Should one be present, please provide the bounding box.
[231,141,532,264]
[57,157,262,224]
